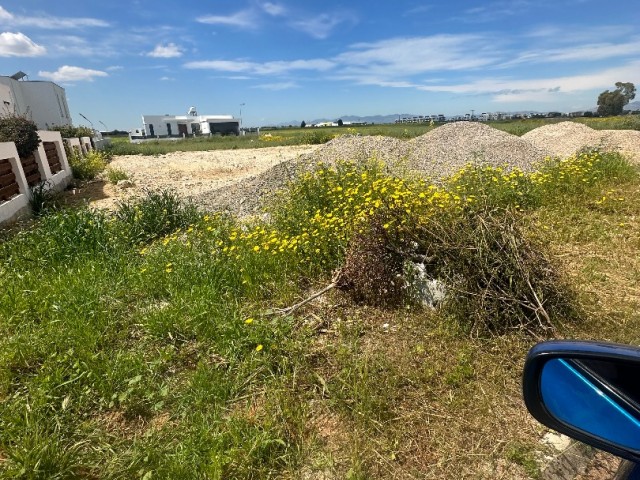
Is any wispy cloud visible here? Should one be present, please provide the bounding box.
[414,60,640,99]
[0,6,108,29]
[39,65,108,83]
[335,35,500,83]
[252,81,298,91]
[196,10,257,28]
[460,0,533,22]
[147,43,183,58]
[184,58,335,75]
[0,31,46,56]
[260,2,287,17]
[503,39,640,66]
[291,12,357,39]
[160,76,175,81]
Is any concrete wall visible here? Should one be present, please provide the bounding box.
[80,136,93,155]
[0,77,72,129]
[0,142,30,224]
[37,130,72,192]
[64,137,83,158]
[0,83,12,115]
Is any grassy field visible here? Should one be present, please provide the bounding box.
[106,115,640,156]
[1,146,639,478]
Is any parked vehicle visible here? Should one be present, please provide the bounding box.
[523,340,640,479]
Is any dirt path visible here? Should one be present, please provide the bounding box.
[64,145,320,210]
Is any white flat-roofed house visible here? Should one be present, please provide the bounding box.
[0,72,72,129]
[133,110,240,140]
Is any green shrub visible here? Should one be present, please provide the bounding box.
[50,124,94,138]
[105,166,129,184]
[69,150,108,180]
[0,114,41,158]
[299,130,335,145]
[29,180,59,217]
[114,190,201,244]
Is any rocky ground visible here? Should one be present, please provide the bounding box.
[69,122,640,217]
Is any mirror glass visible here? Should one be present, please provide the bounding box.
[540,358,640,451]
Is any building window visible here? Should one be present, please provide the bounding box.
[166,123,172,136]
[149,124,154,136]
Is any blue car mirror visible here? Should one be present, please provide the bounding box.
[523,340,640,463]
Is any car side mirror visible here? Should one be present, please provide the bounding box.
[523,340,640,463]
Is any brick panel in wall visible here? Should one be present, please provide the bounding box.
[44,142,62,174]
[20,152,42,187]
[0,158,19,202]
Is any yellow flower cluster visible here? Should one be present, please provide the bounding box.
[260,133,285,142]
[156,150,615,266]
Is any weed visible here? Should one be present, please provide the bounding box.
[68,150,109,180]
[114,189,201,244]
[29,180,58,217]
[105,166,130,184]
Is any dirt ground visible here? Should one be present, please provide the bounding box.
[63,145,320,210]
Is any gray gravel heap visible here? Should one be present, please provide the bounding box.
[195,122,639,217]
[523,121,640,162]
[523,122,606,158]
[406,122,552,178]
[194,135,411,216]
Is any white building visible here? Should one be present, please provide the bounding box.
[130,108,240,140]
[0,72,72,129]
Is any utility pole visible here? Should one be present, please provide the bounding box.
[471,109,475,120]
[99,121,108,131]
[239,103,245,129]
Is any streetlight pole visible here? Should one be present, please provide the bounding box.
[79,113,94,130]
[239,103,245,130]
[99,121,108,132]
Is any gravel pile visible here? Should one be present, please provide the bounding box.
[598,130,640,163]
[523,122,607,158]
[406,122,552,178]
[195,122,640,217]
[195,135,411,216]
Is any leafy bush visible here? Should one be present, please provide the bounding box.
[50,124,94,138]
[0,114,41,158]
[69,150,108,180]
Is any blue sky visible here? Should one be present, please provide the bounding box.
[0,0,639,129]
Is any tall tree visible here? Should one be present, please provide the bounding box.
[597,82,636,116]
[300,120,306,128]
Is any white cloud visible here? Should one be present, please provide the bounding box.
[184,58,335,75]
[261,2,286,16]
[148,43,183,58]
[502,38,640,67]
[415,60,640,97]
[160,76,175,81]
[0,6,108,29]
[38,65,108,83]
[0,32,46,56]
[291,12,356,39]
[196,10,256,28]
[252,81,298,91]
[335,35,499,83]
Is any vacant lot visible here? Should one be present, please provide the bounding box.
[2,121,640,479]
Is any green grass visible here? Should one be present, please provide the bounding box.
[107,115,639,156]
[1,149,640,478]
